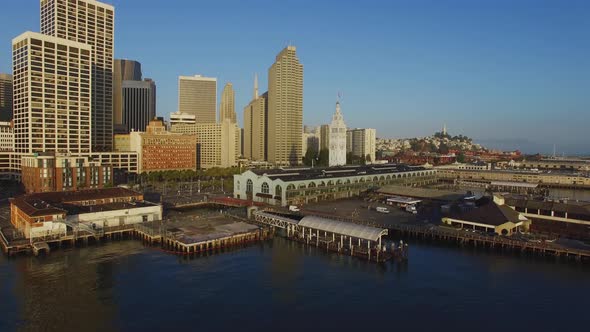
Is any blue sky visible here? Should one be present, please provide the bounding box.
[1,0,588,154]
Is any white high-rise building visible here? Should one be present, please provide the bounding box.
[41,0,115,151]
[329,101,347,166]
[12,31,92,154]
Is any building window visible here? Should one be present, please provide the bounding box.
[275,185,282,197]
[246,179,253,194]
[261,182,269,194]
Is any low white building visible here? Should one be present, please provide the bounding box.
[10,188,162,239]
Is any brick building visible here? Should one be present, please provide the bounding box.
[21,154,112,193]
[115,118,197,173]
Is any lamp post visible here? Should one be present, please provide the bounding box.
[311,157,319,168]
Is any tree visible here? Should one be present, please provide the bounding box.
[457,152,466,163]
[346,152,354,165]
[303,147,318,166]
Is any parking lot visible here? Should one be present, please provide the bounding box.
[299,198,432,227]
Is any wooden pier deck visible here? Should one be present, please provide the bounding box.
[1,214,268,257]
[390,223,590,262]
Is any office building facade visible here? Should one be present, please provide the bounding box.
[347,128,376,163]
[171,120,238,169]
[178,75,216,124]
[244,92,267,161]
[41,0,115,151]
[114,59,142,129]
[0,121,14,151]
[0,74,13,121]
[267,46,303,166]
[122,79,156,132]
[12,32,92,155]
[219,82,236,123]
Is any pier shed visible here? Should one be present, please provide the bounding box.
[443,201,530,235]
[254,211,390,260]
[298,215,388,246]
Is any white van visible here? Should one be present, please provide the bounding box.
[376,207,390,214]
[289,205,300,212]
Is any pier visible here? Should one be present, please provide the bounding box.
[252,210,408,262]
[135,216,269,255]
[293,208,590,263]
[391,223,590,262]
[1,213,268,257]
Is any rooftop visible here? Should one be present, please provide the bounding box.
[10,188,147,217]
[449,202,524,226]
[504,195,590,217]
[248,164,427,182]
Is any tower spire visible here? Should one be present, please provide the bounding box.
[254,73,258,99]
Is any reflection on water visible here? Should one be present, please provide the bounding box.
[0,238,589,332]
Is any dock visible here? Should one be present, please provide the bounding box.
[135,216,270,255]
[1,213,269,257]
[293,209,590,263]
[391,223,590,262]
[252,210,407,262]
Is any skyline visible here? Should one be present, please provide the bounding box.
[0,0,588,154]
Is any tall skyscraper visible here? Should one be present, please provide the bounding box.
[329,101,347,166]
[41,0,115,152]
[244,92,268,161]
[267,46,303,166]
[0,74,13,121]
[12,32,92,154]
[114,59,142,129]
[219,82,236,123]
[244,74,267,161]
[178,75,216,124]
[122,79,156,132]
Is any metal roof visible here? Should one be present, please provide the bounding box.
[249,164,427,182]
[491,181,538,188]
[298,215,387,242]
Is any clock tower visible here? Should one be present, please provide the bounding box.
[329,101,347,166]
